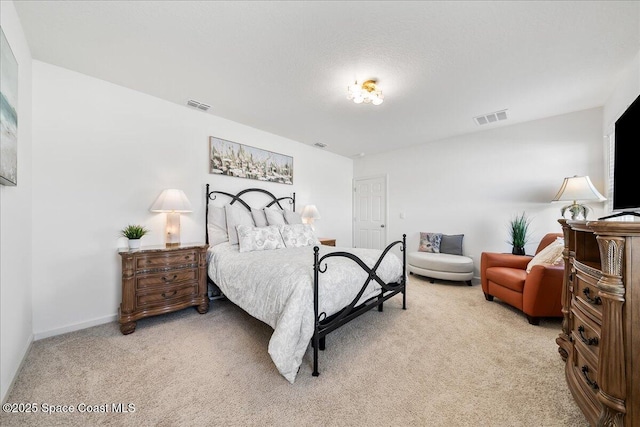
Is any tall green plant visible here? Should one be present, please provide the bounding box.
[508,212,531,249]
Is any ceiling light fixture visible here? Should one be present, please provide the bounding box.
[347,80,384,105]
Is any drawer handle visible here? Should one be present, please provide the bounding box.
[582,287,602,305]
[161,290,177,299]
[581,365,599,390]
[569,272,574,282]
[578,325,599,346]
[162,275,178,283]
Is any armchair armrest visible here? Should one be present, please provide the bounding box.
[481,252,532,271]
[522,263,565,316]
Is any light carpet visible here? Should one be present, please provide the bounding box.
[1,275,587,426]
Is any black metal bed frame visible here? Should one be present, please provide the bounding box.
[205,185,407,377]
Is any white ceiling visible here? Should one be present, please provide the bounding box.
[13,1,640,158]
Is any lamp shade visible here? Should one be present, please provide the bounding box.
[150,189,193,212]
[301,205,321,220]
[552,176,606,202]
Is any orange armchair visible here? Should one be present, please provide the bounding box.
[481,233,564,325]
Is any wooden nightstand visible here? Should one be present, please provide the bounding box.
[118,243,209,335]
[319,238,336,246]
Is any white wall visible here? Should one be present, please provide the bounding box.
[31,60,353,338]
[0,0,33,403]
[354,108,605,278]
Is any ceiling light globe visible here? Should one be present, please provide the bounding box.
[372,97,384,105]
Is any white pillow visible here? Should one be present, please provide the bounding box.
[279,224,320,248]
[252,208,268,227]
[526,238,564,273]
[264,207,286,226]
[284,210,303,225]
[236,225,285,253]
[207,206,228,246]
[225,204,255,245]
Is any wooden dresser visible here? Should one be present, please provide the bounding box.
[557,220,639,426]
[118,243,209,335]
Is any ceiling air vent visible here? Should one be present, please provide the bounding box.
[314,142,327,148]
[187,99,211,111]
[474,109,508,125]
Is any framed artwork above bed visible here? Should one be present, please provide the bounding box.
[209,136,293,185]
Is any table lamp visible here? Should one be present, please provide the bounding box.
[301,205,321,229]
[552,175,606,220]
[150,189,192,246]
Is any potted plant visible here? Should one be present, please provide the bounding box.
[120,224,149,250]
[508,212,531,255]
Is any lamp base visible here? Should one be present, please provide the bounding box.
[166,212,181,247]
[561,203,590,220]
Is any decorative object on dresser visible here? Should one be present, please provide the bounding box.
[118,243,209,335]
[205,186,406,382]
[318,238,335,246]
[120,224,149,250]
[507,212,531,255]
[556,219,640,426]
[481,233,564,325]
[150,189,193,247]
[552,175,606,220]
[209,136,293,184]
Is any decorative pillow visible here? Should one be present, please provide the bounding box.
[224,204,255,245]
[251,208,268,227]
[526,238,565,273]
[284,210,303,225]
[236,225,285,253]
[207,206,228,246]
[279,224,320,248]
[264,207,286,226]
[440,234,464,256]
[419,232,442,253]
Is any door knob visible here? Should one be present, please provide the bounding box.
[380,224,385,228]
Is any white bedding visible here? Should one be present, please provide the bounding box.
[207,242,403,383]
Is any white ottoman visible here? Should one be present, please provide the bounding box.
[407,252,474,285]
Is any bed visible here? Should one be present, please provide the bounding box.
[205,186,406,383]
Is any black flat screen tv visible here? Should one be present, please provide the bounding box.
[602,93,640,219]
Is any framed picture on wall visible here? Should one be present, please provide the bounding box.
[209,136,293,185]
[0,27,18,186]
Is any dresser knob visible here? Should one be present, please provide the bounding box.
[161,290,177,299]
[581,365,599,390]
[162,275,178,282]
[583,287,602,305]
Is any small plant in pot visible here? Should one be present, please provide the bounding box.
[121,224,149,250]
[508,212,531,255]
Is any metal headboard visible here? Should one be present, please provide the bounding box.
[205,184,296,244]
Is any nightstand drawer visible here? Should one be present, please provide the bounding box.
[136,283,197,308]
[136,269,197,290]
[136,251,198,270]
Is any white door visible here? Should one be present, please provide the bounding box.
[353,175,387,249]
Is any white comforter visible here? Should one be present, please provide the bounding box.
[207,242,403,383]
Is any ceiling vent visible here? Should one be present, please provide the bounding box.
[474,109,508,125]
[187,99,211,111]
[314,142,327,148]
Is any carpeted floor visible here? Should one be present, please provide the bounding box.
[1,275,587,426]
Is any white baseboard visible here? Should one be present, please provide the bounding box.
[34,314,117,341]
[1,334,34,405]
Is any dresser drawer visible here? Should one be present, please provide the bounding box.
[136,250,198,270]
[136,269,198,290]
[571,306,600,364]
[572,344,600,402]
[573,270,603,321]
[136,283,197,308]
